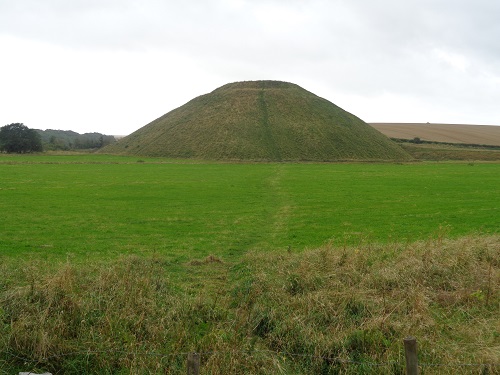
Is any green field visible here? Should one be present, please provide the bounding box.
[1,154,499,374]
[1,155,498,260]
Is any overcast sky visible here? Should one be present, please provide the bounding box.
[1,0,499,135]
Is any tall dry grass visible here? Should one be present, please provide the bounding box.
[1,235,498,374]
[241,235,499,374]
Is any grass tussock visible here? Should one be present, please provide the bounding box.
[241,235,499,374]
[1,235,499,374]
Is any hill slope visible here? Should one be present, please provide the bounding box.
[103,81,411,161]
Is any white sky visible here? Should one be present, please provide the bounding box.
[1,0,499,135]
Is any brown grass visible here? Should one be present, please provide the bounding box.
[370,123,500,146]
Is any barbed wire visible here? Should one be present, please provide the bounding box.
[2,348,499,369]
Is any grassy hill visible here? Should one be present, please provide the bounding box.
[102,81,411,161]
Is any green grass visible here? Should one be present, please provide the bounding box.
[1,155,498,262]
[1,154,499,373]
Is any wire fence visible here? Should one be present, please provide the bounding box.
[2,343,499,374]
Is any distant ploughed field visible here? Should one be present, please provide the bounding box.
[370,123,500,146]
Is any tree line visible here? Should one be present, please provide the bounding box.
[0,123,115,153]
[40,129,116,151]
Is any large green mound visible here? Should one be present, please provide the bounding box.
[103,81,411,161]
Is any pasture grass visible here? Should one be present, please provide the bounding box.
[0,155,498,263]
[1,154,499,373]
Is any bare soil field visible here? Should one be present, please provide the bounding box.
[370,123,500,146]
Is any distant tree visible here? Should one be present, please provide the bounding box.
[48,135,68,150]
[0,123,43,153]
[412,137,422,144]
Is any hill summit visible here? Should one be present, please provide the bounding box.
[103,81,411,161]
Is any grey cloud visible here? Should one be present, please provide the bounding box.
[1,0,499,132]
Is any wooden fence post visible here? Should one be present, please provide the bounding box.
[187,352,200,375]
[403,336,418,375]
